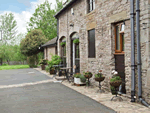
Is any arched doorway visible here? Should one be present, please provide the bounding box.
[70,32,80,73]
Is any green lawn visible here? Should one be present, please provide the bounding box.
[0,65,29,70]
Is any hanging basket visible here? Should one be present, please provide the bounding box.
[110,80,122,87]
[60,42,66,46]
[94,77,105,82]
[73,39,79,44]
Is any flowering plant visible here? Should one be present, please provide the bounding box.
[110,70,121,82]
[83,71,92,76]
[95,70,104,78]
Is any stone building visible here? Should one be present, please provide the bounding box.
[54,0,150,104]
[41,37,57,61]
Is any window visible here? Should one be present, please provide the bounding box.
[88,29,95,58]
[60,37,66,67]
[88,0,95,13]
[75,44,80,58]
[115,23,125,53]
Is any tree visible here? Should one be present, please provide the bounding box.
[26,0,63,40]
[20,29,48,56]
[0,13,17,45]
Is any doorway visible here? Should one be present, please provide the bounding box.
[71,33,80,73]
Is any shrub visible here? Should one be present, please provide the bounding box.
[48,55,61,70]
[40,59,48,65]
[74,73,86,83]
[80,75,86,83]
[27,56,37,68]
[45,66,49,72]
[2,63,8,66]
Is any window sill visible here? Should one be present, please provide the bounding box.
[86,10,95,17]
[114,53,124,55]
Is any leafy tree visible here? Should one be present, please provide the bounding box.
[0,13,17,45]
[26,0,63,40]
[20,29,48,56]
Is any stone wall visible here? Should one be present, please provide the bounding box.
[57,0,150,103]
[44,46,56,61]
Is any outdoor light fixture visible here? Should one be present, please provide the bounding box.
[120,21,125,33]
[70,23,74,27]
[71,8,74,15]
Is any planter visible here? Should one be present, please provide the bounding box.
[111,88,118,95]
[41,65,45,70]
[94,77,105,82]
[74,78,85,85]
[49,69,56,74]
[84,74,92,79]
[110,80,122,87]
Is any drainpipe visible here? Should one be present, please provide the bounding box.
[136,0,150,107]
[130,0,136,102]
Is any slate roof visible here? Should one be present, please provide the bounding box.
[41,37,57,47]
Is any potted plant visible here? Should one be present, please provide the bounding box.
[110,70,122,95]
[84,71,93,78]
[73,39,79,44]
[94,70,105,82]
[40,59,47,70]
[74,73,86,85]
[48,55,62,75]
[60,42,66,46]
[83,71,93,86]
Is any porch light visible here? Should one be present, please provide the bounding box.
[120,21,125,32]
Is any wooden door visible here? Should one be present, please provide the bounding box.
[115,54,126,94]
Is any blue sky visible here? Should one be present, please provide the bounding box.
[0,0,57,34]
[0,0,37,13]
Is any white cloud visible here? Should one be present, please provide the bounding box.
[0,0,57,35]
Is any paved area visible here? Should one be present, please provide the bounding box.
[0,69,51,85]
[35,68,150,113]
[0,82,116,113]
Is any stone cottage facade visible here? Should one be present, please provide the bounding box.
[41,37,57,61]
[55,0,150,104]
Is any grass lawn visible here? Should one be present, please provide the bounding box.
[0,65,29,70]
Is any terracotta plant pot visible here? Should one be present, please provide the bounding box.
[94,77,105,82]
[110,80,122,87]
[41,65,45,70]
[84,74,92,79]
[50,69,55,74]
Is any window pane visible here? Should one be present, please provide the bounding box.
[88,29,95,58]
[75,44,80,58]
[63,46,66,56]
[116,26,120,50]
[122,34,124,51]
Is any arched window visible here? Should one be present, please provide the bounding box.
[60,36,66,67]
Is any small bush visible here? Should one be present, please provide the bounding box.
[45,66,50,72]
[74,73,86,83]
[80,75,86,83]
[2,63,8,66]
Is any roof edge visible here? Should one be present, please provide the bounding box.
[54,0,76,18]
